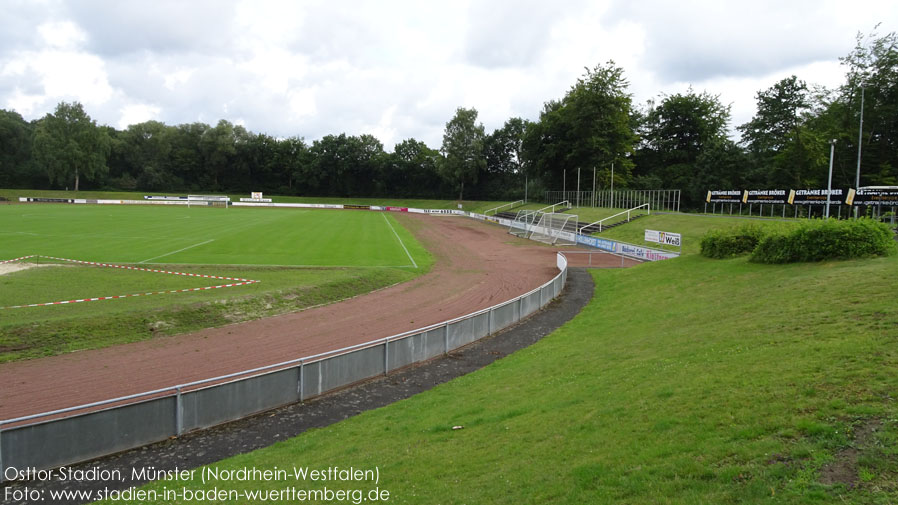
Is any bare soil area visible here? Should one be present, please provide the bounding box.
[0,262,57,276]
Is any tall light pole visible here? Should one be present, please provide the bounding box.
[855,84,865,218]
[610,162,614,208]
[826,139,836,219]
[576,167,581,207]
[592,166,596,207]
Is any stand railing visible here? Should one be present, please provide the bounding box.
[484,200,524,216]
[579,203,650,234]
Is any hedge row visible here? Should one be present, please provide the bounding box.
[700,219,896,263]
[699,223,767,259]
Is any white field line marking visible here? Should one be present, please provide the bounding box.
[138,239,215,264]
[0,231,40,236]
[381,213,418,268]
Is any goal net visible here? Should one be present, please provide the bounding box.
[187,195,230,208]
[529,213,578,246]
[508,210,541,238]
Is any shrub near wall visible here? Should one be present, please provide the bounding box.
[699,223,767,259]
[751,218,897,264]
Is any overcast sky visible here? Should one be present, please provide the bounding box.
[1,0,895,149]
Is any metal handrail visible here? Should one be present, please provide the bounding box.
[536,200,570,214]
[0,253,568,430]
[579,203,650,234]
[484,200,524,216]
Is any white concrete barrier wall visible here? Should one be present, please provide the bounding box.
[0,249,569,479]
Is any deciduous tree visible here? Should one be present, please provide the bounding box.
[522,62,637,191]
[32,101,110,191]
[439,107,486,200]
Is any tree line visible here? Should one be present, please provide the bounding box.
[1,30,895,208]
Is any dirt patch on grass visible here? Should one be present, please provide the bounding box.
[819,418,881,486]
[0,262,46,276]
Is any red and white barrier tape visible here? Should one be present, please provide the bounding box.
[0,255,260,310]
[0,254,38,265]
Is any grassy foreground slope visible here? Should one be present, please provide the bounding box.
[117,216,898,504]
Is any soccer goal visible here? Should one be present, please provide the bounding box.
[529,213,578,246]
[187,195,230,208]
[508,209,542,238]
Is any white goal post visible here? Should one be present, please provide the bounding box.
[529,213,578,246]
[187,195,231,208]
[508,209,542,238]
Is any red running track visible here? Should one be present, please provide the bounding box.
[0,213,566,421]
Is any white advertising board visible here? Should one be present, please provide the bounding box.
[645,229,681,247]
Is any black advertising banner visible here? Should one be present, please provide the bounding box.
[743,189,787,204]
[343,204,371,210]
[24,197,75,203]
[787,189,850,205]
[706,190,742,203]
[853,188,898,206]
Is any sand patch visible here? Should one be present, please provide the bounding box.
[0,262,59,276]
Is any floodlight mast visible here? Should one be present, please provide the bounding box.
[855,84,865,219]
[610,162,614,208]
[826,139,836,219]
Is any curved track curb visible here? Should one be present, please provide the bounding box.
[0,269,595,505]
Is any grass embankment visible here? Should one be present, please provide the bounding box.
[0,205,433,362]
[113,215,898,504]
[0,188,509,214]
[599,214,798,255]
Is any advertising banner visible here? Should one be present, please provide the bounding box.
[423,209,466,215]
[617,243,680,261]
[20,197,76,203]
[706,190,742,203]
[343,204,371,210]
[787,188,850,205]
[144,195,187,200]
[853,188,898,206]
[645,229,682,247]
[575,234,617,253]
[385,206,408,212]
[743,189,787,204]
[231,202,342,209]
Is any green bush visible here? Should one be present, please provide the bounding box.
[700,223,766,258]
[750,218,897,264]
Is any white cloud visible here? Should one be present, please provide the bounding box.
[4,89,45,116]
[0,0,895,148]
[288,87,317,119]
[163,69,194,91]
[117,103,160,129]
[37,21,87,49]
[1,48,114,109]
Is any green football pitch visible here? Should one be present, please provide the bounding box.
[0,204,423,267]
[0,204,431,362]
